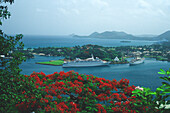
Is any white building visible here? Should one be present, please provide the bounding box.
[114,57,119,62]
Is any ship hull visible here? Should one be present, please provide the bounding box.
[129,59,144,66]
[62,62,110,68]
[129,61,144,66]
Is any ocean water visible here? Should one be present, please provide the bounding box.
[22,35,156,48]
[20,35,169,91]
[20,55,169,91]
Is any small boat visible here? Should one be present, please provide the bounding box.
[62,55,110,68]
[129,57,145,66]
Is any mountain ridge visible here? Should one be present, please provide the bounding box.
[156,30,170,41]
[73,30,170,41]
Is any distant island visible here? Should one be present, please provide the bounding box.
[120,40,131,43]
[17,30,170,63]
[73,30,170,41]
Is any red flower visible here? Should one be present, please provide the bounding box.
[78,75,84,81]
[22,91,26,94]
[96,104,106,113]
[87,87,92,92]
[45,105,51,112]
[121,93,127,100]
[92,91,96,96]
[57,95,62,99]
[36,85,39,89]
[44,99,49,103]
[115,102,121,106]
[45,95,53,99]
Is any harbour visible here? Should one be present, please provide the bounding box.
[19,36,170,91]
[20,55,169,91]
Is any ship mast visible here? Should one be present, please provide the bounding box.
[91,54,95,60]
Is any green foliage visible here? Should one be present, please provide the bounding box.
[33,44,123,60]
[132,69,170,113]
[0,1,42,112]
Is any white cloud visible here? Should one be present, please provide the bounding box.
[138,0,152,9]
[157,9,166,16]
[91,0,109,7]
[4,0,170,35]
[36,8,48,13]
[72,9,80,15]
[57,7,68,15]
[128,0,167,18]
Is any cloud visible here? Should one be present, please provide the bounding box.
[72,9,80,15]
[53,0,110,15]
[91,0,109,7]
[157,9,166,16]
[57,8,68,15]
[36,8,48,13]
[5,0,170,35]
[128,0,167,18]
[138,0,152,9]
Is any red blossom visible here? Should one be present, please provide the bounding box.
[44,99,49,103]
[57,95,62,99]
[15,71,140,112]
[45,105,51,112]
[96,104,106,113]
[87,87,92,92]
[115,102,122,106]
[78,75,84,81]
[22,91,26,94]
[45,95,53,99]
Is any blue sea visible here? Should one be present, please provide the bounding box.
[20,35,169,91]
[22,35,156,48]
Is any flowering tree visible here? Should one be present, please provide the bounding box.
[14,70,164,113]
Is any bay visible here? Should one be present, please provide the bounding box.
[20,35,169,91]
[20,55,170,91]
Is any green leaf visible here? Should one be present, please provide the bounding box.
[159,77,169,81]
[160,69,166,73]
[162,82,170,86]
[167,71,170,75]
[158,72,165,75]
[163,89,170,93]
[86,106,92,110]
[148,92,156,95]
[156,88,164,91]
[94,108,98,111]
[158,69,167,75]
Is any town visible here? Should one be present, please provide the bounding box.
[21,44,170,64]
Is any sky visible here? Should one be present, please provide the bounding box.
[2,0,170,36]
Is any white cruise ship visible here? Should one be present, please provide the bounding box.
[62,55,110,68]
[129,57,145,66]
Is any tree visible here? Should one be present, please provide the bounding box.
[14,70,169,113]
[0,1,36,112]
[15,71,138,113]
